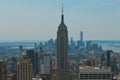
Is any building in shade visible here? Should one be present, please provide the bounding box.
[17,51,33,80]
[101,53,106,66]
[106,50,111,67]
[57,6,69,80]
[26,49,36,76]
[34,45,42,76]
[0,59,7,80]
[7,56,17,74]
[79,66,113,80]
[7,57,17,80]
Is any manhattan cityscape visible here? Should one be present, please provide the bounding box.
[0,0,120,80]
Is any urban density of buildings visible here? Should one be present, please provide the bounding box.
[0,8,120,80]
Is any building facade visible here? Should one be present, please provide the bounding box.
[57,7,69,80]
[40,53,52,74]
[0,59,7,80]
[40,53,52,80]
[79,66,113,80]
[80,30,83,44]
[106,50,111,67]
[7,56,17,74]
[26,49,37,76]
[17,51,33,80]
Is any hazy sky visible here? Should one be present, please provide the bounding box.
[0,0,120,41]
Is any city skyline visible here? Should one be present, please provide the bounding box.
[0,0,120,40]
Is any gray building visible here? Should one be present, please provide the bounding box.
[57,7,69,80]
[40,53,52,74]
[40,53,52,80]
[79,66,113,80]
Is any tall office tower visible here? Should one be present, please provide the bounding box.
[26,49,36,76]
[101,53,106,66]
[17,51,33,80]
[111,57,118,76]
[40,53,52,80]
[80,30,83,43]
[57,6,69,80]
[106,50,111,67]
[70,37,75,53]
[34,45,43,75]
[0,59,7,80]
[7,57,17,80]
[8,56,17,73]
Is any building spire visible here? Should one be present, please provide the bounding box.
[62,3,63,14]
[61,4,64,24]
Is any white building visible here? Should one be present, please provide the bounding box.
[79,66,113,80]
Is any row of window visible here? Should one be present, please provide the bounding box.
[80,74,111,79]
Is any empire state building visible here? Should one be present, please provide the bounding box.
[57,7,69,80]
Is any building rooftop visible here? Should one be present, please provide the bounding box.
[79,66,112,73]
[79,66,111,69]
[22,51,27,56]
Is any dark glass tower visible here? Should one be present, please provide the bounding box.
[57,7,69,80]
[106,50,111,67]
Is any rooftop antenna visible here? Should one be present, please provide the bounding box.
[62,3,64,14]
[61,3,64,24]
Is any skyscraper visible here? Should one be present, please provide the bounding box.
[7,56,17,74]
[80,30,83,44]
[106,50,111,67]
[17,51,33,80]
[101,53,106,66]
[40,53,52,80]
[26,49,36,76]
[0,59,7,80]
[57,6,69,80]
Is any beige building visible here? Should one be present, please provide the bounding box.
[118,73,120,80]
[17,51,33,80]
[0,59,7,80]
